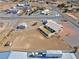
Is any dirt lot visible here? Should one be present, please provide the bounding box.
[59,21,78,38]
[0,2,17,10]
[0,20,14,47]
[0,20,74,51]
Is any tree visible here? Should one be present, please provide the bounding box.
[57,3,65,8]
[73,47,78,53]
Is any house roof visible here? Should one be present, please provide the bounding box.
[45,20,63,32]
[0,51,27,59]
[0,51,77,59]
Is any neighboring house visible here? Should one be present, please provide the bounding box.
[0,50,77,59]
[41,9,50,15]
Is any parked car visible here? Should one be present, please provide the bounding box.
[41,9,50,15]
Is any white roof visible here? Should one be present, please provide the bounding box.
[41,9,50,14]
[44,9,49,12]
[8,51,27,59]
[45,20,63,33]
[47,50,62,54]
[18,23,28,28]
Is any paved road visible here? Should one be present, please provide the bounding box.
[0,16,62,20]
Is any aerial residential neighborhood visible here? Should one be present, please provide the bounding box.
[0,0,79,59]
